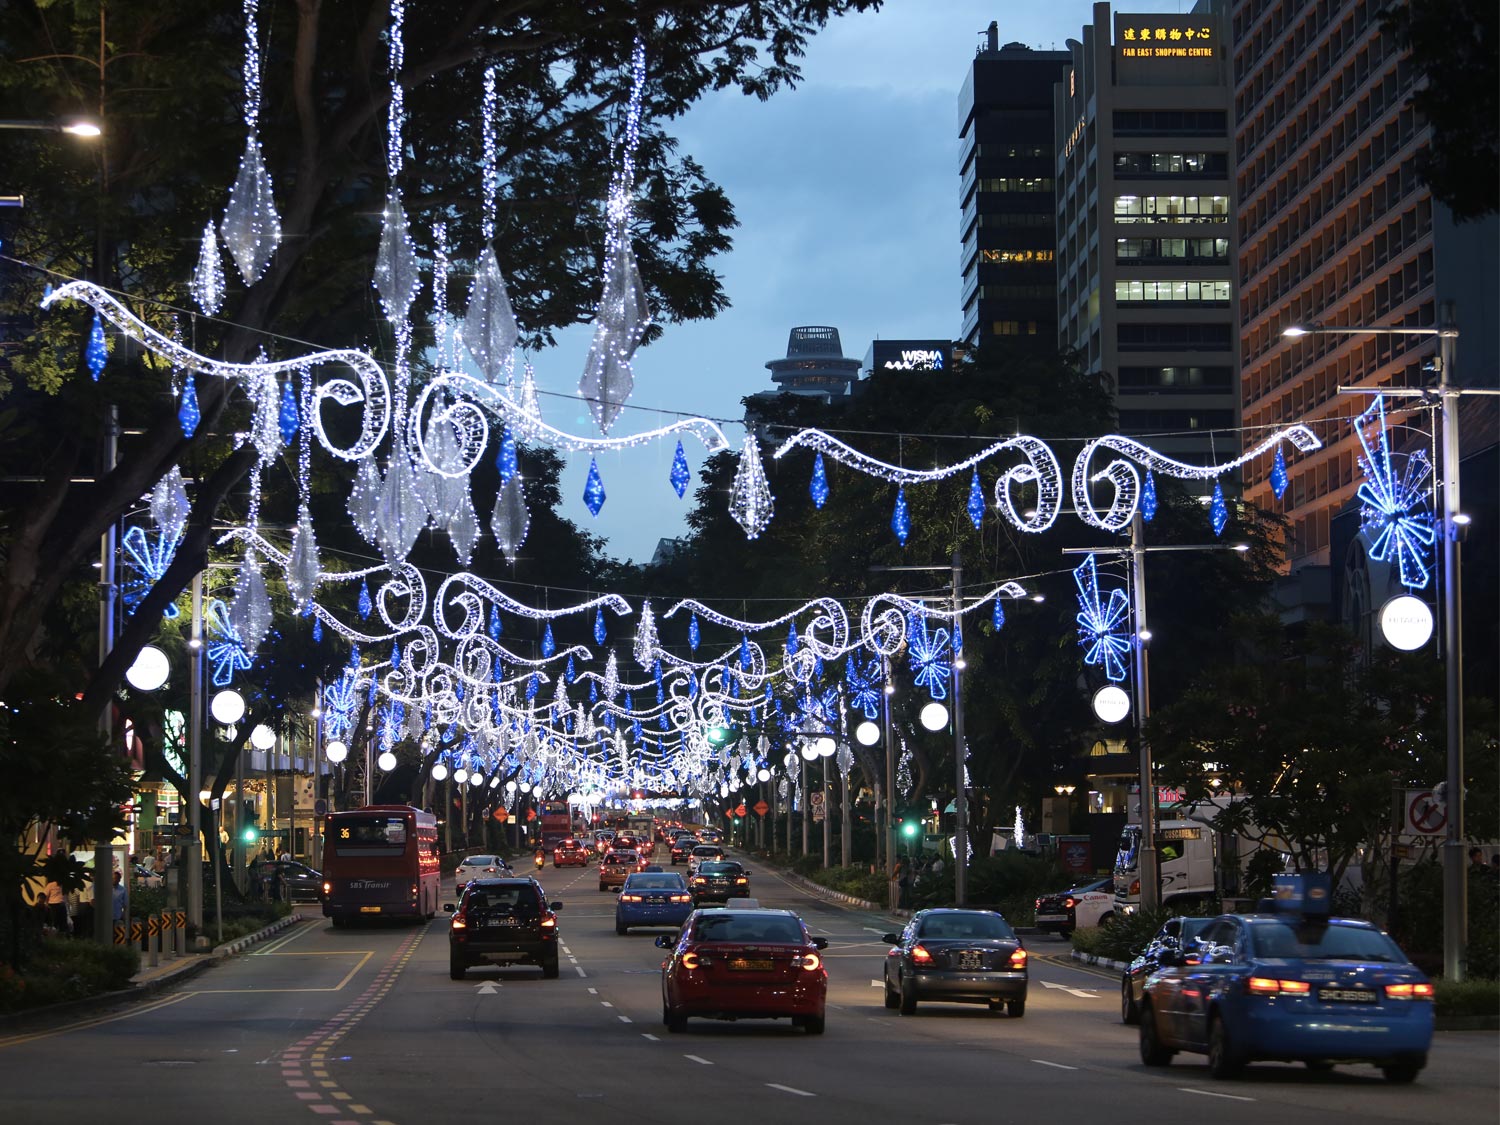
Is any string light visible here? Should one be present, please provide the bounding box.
[728,432,774,539]
[1355,394,1435,589]
[220,0,281,284]
[1073,554,1130,683]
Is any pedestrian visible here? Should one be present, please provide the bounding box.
[111,871,126,923]
[930,855,945,879]
[897,861,913,910]
[1469,847,1485,869]
[41,880,68,935]
[269,865,285,903]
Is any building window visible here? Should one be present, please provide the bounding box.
[1113,195,1229,223]
[1117,365,1234,391]
[1118,408,1236,430]
[1117,323,1232,351]
[1114,279,1231,303]
[978,177,1054,192]
[1113,151,1227,176]
[980,248,1055,264]
[1115,237,1229,262]
[1112,110,1226,136]
[992,321,1040,336]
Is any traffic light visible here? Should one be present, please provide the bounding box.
[241,824,260,845]
[706,725,732,746]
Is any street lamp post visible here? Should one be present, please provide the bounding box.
[1284,311,1498,981]
[1064,526,1249,912]
[882,655,895,909]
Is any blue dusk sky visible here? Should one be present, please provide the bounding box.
[534,1,1193,563]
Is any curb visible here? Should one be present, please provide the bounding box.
[776,869,888,914]
[1071,949,1128,972]
[215,911,301,955]
[1434,1014,1500,1031]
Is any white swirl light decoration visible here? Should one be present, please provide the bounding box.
[432,572,632,634]
[772,428,1064,533]
[663,598,850,662]
[1071,425,1323,531]
[410,371,730,480]
[860,582,1029,658]
[41,282,391,461]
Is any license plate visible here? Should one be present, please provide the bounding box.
[1319,988,1377,1003]
[1036,914,1066,923]
[957,952,983,969]
[359,906,381,914]
[483,917,519,927]
[729,958,773,971]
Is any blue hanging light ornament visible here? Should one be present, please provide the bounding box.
[1141,470,1158,522]
[1270,445,1289,500]
[489,606,502,638]
[809,452,829,510]
[85,312,107,380]
[357,577,372,620]
[594,608,606,646]
[740,634,751,670]
[277,378,299,443]
[966,469,985,530]
[178,377,201,438]
[786,621,799,657]
[496,426,518,484]
[669,440,691,498]
[1210,480,1229,536]
[688,612,700,653]
[992,597,1006,630]
[391,641,402,669]
[582,457,606,516]
[312,616,323,643]
[526,673,540,701]
[541,622,556,658]
[891,486,911,546]
[565,654,576,683]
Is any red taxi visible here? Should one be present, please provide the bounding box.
[552,838,589,867]
[656,907,828,1034]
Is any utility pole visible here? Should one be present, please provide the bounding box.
[882,655,895,910]
[94,404,120,945]
[952,550,968,908]
[1130,513,1158,913]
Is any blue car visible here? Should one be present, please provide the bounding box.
[1139,877,1433,1083]
[615,871,694,935]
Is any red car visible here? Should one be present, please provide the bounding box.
[656,907,828,1034]
[553,839,588,867]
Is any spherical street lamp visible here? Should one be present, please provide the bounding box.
[756,768,771,782]
[210,688,246,726]
[799,742,818,762]
[453,767,469,784]
[324,740,348,763]
[431,762,449,781]
[249,723,276,751]
[377,751,397,772]
[919,701,949,732]
[1091,685,1130,724]
[854,720,880,746]
[814,736,836,758]
[125,645,170,692]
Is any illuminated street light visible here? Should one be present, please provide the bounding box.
[918,701,950,732]
[209,688,246,725]
[324,740,348,764]
[249,724,276,751]
[124,645,170,692]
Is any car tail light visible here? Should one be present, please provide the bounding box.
[681,951,703,970]
[911,944,933,965]
[1129,879,1140,896]
[1248,977,1310,995]
[621,894,644,903]
[800,952,822,971]
[322,881,331,895]
[1009,948,1028,968]
[1034,898,1043,910]
[670,894,691,903]
[451,912,468,930]
[735,877,748,884]
[540,913,557,930]
[1064,896,1076,909]
[1386,982,1434,1000]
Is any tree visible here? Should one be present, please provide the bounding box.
[1384,0,1499,221]
[0,672,134,968]
[1147,617,1449,889]
[0,0,882,712]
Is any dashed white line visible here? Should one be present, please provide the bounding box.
[1180,1088,1255,1102]
[574,966,587,977]
[641,1033,659,1041]
[618,1015,633,1023]
[1031,1060,1078,1071]
[587,987,598,995]
[766,1083,816,1097]
[684,1054,713,1066]
[601,1001,614,1008]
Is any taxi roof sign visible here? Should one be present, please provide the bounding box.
[1272,872,1331,917]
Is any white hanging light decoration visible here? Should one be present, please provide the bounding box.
[491,473,530,562]
[191,221,226,314]
[728,432,775,539]
[149,466,191,545]
[461,66,520,386]
[578,39,650,435]
[431,761,449,780]
[633,600,658,670]
[228,550,274,654]
[220,0,282,284]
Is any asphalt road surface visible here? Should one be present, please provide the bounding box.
[1,857,1494,1125]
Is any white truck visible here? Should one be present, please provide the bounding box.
[1112,820,1222,916]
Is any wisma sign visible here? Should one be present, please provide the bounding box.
[870,340,951,374]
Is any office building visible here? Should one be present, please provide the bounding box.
[1232,0,1498,568]
[1055,2,1240,469]
[762,326,861,403]
[959,24,1070,353]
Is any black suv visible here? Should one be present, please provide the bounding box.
[445,878,563,980]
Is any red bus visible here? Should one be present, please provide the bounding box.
[538,799,573,849]
[321,805,440,926]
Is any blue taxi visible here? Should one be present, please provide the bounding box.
[614,870,694,934]
[1138,874,1433,1083]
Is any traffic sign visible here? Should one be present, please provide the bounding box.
[314,798,329,817]
[174,910,186,931]
[1406,789,1447,835]
[130,920,143,943]
[810,791,825,822]
[113,924,126,945]
[753,800,769,817]
[734,803,747,817]
[492,807,509,823]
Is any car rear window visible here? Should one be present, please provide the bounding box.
[698,862,742,876]
[627,874,686,890]
[692,847,721,856]
[917,913,1016,940]
[1248,921,1407,961]
[693,913,804,944]
[605,853,636,866]
[460,856,497,866]
[465,886,538,912]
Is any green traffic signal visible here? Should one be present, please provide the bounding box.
[241,825,260,844]
[900,819,920,839]
[706,725,732,745]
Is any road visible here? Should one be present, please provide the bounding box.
[0,856,1494,1125]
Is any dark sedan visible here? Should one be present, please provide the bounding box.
[1121,915,1213,1024]
[883,908,1028,1016]
[688,860,751,903]
[253,859,323,901]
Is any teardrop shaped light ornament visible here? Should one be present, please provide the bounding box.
[372,194,421,322]
[278,378,299,444]
[1141,469,1158,522]
[285,508,321,611]
[461,244,520,384]
[809,452,829,509]
[191,221,226,314]
[491,472,530,562]
[85,313,107,380]
[582,457,607,517]
[891,486,911,546]
[966,469,985,529]
[728,433,774,539]
[1270,446,1289,500]
[220,136,282,284]
[670,440,691,498]
[1210,480,1229,536]
[177,377,201,438]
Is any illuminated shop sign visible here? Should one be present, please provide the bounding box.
[869,340,952,374]
[1119,23,1214,59]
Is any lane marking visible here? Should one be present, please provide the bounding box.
[601,1001,614,1008]
[1031,1060,1078,1071]
[587,987,598,995]
[641,1033,659,1042]
[1180,1088,1255,1102]
[192,951,374,995]
[684,1054,713,1065]
[1040,980,1099,999]
[253,920,318,954]
[0,991,195,1049]
[575,966,587,978]
[618,1015,633,1023]
[766,1083,816,1097]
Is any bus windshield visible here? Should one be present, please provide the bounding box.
[332,815,409,851]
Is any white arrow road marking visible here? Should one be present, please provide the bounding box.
[766,1083,816,1097]
[870,979,883,987]
[474,983,501,995]
[1040,980,1099,999]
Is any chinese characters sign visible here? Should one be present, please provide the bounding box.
[1119,23,1214,59]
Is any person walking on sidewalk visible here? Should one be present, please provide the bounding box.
[111,871,126,923]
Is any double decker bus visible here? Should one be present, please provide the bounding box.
[538,799,573,850]
[321,805,440,927]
